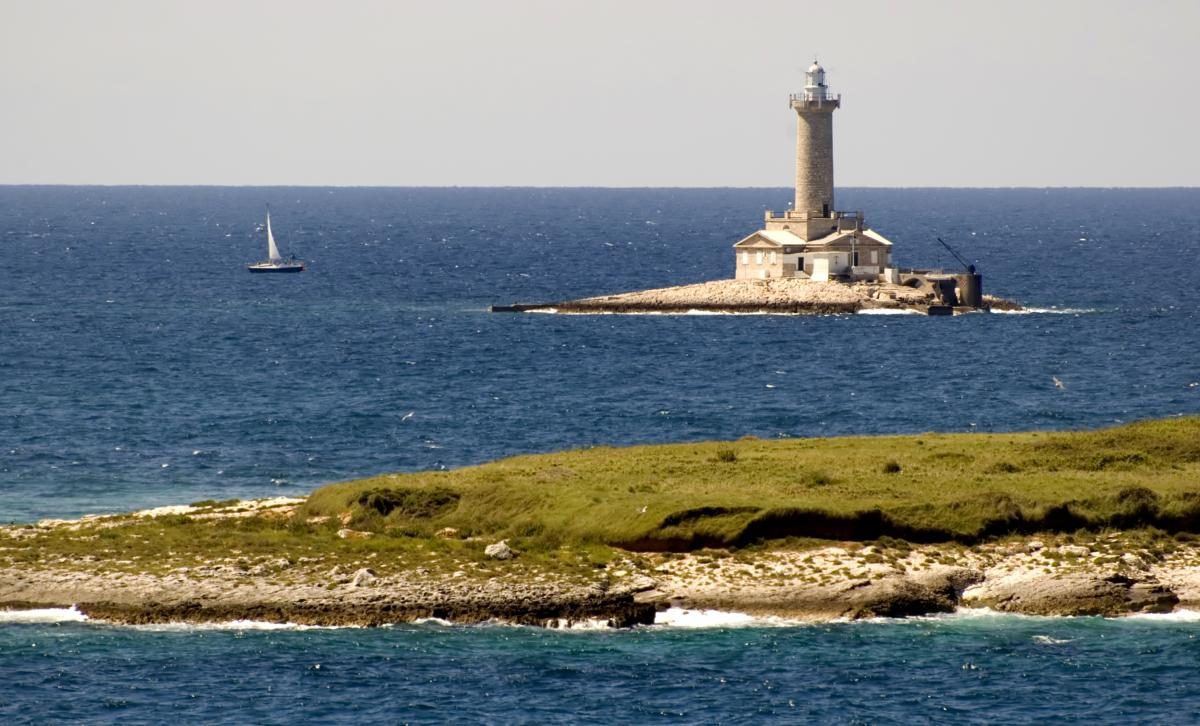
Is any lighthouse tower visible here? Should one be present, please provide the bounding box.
[791,60,839,218]
[733,60,896,282]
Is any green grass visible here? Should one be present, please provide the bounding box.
[4,417,1200,574]
[298,416,1200,549]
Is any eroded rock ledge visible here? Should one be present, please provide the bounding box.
[3,535,1195,626]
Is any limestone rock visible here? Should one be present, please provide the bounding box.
[625,574,659,592]
[632,589,671,606]
[351,568,377,588]
[910,566,985,599]
[1116,575,1178,614]
[962,571,1179,617]
[840,575,958,619]
[484,540,517,560]
[1121,552,1149,571]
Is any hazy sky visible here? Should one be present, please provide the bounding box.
[3,0,1198,187]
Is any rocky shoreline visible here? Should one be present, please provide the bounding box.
[492,278,1021,315]
[643,536,1191,620]
[2,503,1195,626]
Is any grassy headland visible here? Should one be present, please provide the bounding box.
[300,416,1200,551]
[4,417,1200,579]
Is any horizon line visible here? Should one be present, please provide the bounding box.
[2,183,1199,191]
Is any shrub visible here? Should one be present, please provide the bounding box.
[987,461,1022,474]
[800,469,834,488]
[189,498,240,509]
[882,460,902,474]
[356,487,460,518]
[714,449,738,463]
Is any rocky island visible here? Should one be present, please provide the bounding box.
[494,278,1019,316]
[496,62,1021,317]
[3,418,1197,627]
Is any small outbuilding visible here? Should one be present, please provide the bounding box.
[733,213,894,281]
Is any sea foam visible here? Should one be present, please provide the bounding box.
[855,308,922,316]
[126,620,349,632]
[1123,609,1200,623]
[652,607,805,629]
[0,606,88,624]
[990,307,1097,315]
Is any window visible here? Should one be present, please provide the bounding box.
[853,251,860,266]
[755,251,764,264]
[870,250,878,264]
[769,251,777,264]
[741,251,749,265]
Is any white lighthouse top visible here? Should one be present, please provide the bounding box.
[803,60,830,101]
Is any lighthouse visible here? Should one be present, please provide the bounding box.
[791,60,839,218]
[733,60,895,282]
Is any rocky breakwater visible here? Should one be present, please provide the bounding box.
[0,561,657,628]
[495,279,971,315]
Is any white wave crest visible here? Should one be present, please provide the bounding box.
[127,619,347,632]
[856,308,922,316]
[546,617,615,630]
[990,307,1096,315]
[1032,634,1075,645]
[652,607,805,628]
[0,606,88,623]
[1123,609,1200,623]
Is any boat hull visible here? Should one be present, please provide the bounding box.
[247,263,304,273]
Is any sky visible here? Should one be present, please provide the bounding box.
[2,0,1198,187]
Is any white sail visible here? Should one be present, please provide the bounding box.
[266,210,282,262]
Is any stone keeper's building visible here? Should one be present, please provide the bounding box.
[734,61,896,282]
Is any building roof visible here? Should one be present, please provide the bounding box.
[805,229,857,247]
[862,228,894,247]
[732,229,805,248]
[805,228,894,248]
[733,227,893,249]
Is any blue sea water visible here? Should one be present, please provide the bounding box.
[3,610,1200,724]
[2,186,1200,722]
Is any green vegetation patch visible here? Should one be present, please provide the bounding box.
[356,487,461,519]
[6,417,1200,570]
[294,416,1200,550]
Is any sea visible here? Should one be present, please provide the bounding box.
[1,186,1199,723]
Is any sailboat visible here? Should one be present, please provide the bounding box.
[247,207,304,273]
